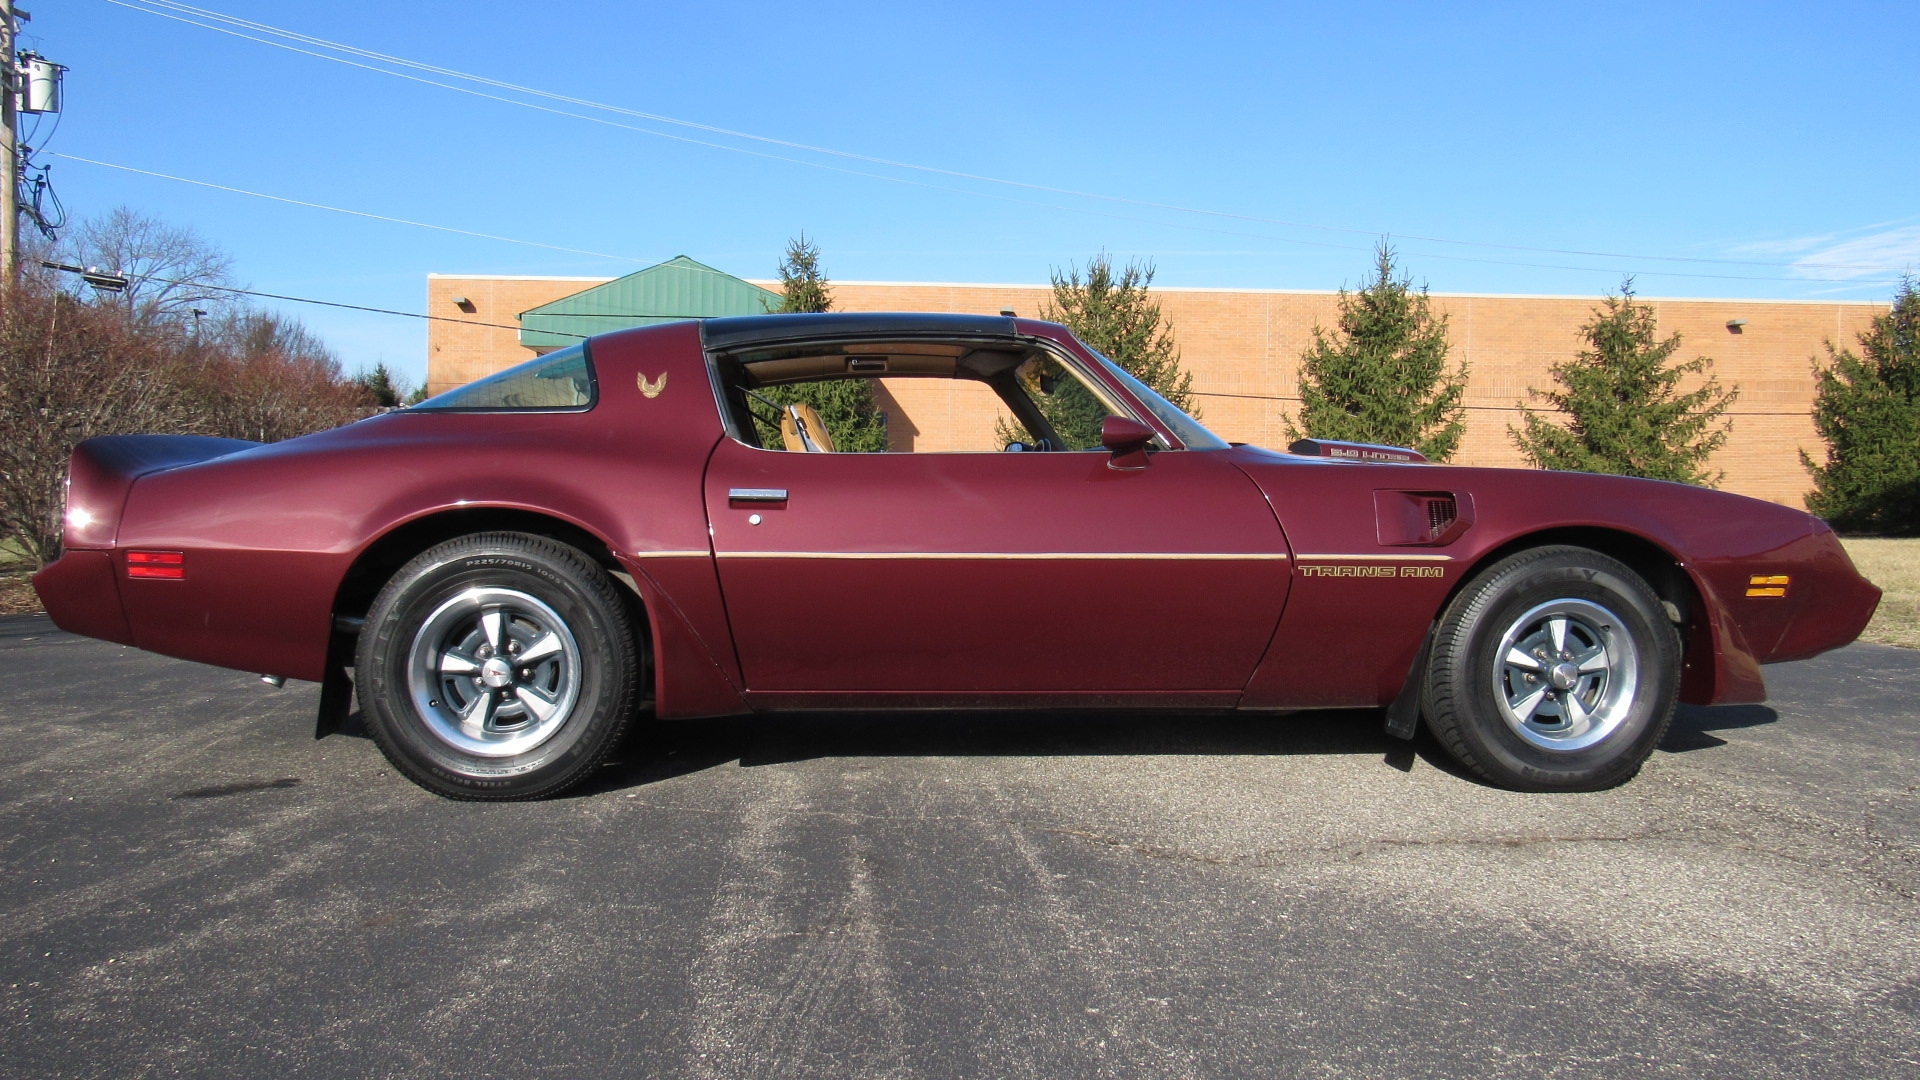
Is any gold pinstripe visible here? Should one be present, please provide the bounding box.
[712,551,1293,561]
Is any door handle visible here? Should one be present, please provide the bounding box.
[728,488,789,503]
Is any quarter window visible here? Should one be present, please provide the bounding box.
[413,343,596,411]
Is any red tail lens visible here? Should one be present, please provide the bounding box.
[126,551,185,580]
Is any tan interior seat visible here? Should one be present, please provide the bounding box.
[780,402,835,453]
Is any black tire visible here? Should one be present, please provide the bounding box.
[355,532,639,800]
[1422,545,1679,792]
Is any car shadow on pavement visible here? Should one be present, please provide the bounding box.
[318,687,1780,796]
[576,708,1478,797]
[1661,703,1778,752]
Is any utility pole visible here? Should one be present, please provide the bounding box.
[1,0,18,285]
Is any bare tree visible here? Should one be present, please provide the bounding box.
[2,211,377,567]
[62,206,238,325]
[184,310,372,444]
[0,282,198,565]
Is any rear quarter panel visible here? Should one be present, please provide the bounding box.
[111,322,743,713]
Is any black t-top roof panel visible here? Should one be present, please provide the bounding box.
[700,312,1018,351]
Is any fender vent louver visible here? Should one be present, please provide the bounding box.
[1375,491,1473,547]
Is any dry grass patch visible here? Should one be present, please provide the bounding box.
[0,570,42,615]
[0,540,39,615]
[1841,538,1920,649]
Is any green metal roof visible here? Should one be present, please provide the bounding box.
[518,256,784,348]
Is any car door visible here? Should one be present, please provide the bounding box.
[702,436,1291,701]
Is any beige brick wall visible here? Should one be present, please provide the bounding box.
[425,275,609,395]
[427,274,1887,507]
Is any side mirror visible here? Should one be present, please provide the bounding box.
[1100,416,1156,471]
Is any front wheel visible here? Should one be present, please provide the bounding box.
[1422,545,1680,791]
[355,532,639,800]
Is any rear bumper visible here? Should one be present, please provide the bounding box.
[32,550,133,645]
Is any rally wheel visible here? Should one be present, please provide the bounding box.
[355,532,638,800]
[1423,545,1680,791]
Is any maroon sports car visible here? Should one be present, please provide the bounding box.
[34,313,1881,799]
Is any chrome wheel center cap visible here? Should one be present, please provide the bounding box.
[1548,661,1580,691]
[480,656,516,688]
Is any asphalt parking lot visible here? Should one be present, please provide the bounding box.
[2,612,1916,1079]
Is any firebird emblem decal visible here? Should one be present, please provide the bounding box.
[637,372,668,398]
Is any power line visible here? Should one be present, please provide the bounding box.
[49,153,652,263]
[83,4,1910,287]
[51,153,790,291]
[40,264,1821,420]
[52,144,1912,290]
[55,141,1902,292]
[108,0,1920,277]
[43,262,582,337]
[1189,388,1812,417]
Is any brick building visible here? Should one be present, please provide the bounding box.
[426,262,1887,507]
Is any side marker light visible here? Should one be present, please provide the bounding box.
[1746,574,1788,598]
[127,551,185,580]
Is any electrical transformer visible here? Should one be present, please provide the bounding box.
[18,53,65,114]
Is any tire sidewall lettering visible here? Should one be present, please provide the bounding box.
[1428,546,1681,791]
[355,532,637,799]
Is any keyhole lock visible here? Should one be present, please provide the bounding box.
[747,513,762,526]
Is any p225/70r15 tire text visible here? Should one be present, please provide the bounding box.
[355,532,639,800]
[1422,545,1681,792]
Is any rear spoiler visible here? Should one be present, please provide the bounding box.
[63,435,260,549]
[1287,438,1428,464]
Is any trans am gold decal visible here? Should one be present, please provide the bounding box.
[637,372,668,398]
[1299,564,1446,578]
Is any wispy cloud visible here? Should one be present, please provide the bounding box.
[1726,233,1843,257]
[1789,225,1920,280]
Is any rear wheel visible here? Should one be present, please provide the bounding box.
[1423,545,1679,791]
[356,532,638,800]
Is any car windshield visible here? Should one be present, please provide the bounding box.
[1085,350,1229,450]
[413,343,596,410]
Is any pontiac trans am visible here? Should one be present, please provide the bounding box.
[32,313,1882,799]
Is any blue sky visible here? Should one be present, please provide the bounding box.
[20,0,1919,386]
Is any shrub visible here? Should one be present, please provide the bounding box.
[0,277,373,567]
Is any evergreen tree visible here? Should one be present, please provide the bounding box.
[755,234,889,453]
[354,362,402,407]
[772,233,833,316]
[1003,255,1197,450]
[1803,277,1920,534]
[1286,243,1467,461]
[1510,280,1736,486]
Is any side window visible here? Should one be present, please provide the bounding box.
[745,379,891,453]
[720,342,1135,454]
[1002,355,1125,451]
[741,377,1024,453]
[414,343,595,411]
[878,378,1020,452]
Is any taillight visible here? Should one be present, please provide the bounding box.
[126,551,185,580]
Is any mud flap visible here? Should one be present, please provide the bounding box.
[314,619,359,740]
[1384,622,1436,741]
